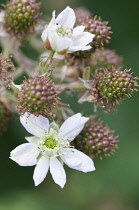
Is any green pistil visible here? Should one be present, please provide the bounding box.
[43,137,57,149]
[57,27,64,35]
[56,26,72,37]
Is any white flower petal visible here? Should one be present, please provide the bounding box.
[59,113,89,140]
[59,113,81,136]
[66,124,85,141]
[41,11,56,42]
[10,143,39,166]
[46,10,56,31]
[67,31,94,53]
[25,136,40,144]
[11,81,23,90]
[65,117,89,141]
[67,45,92,53]
[56,6,75,28]
[50,158,66,188]
[35,115,49,131]
[62,148,95,172]
[61,148,82,167]
[54,53,64,60]
[78,91,91,104]
[73,32,95,47]
[72,26,85,37]
[79,78,93,89]
[33,155,49,186]
[48,32,73,53]
[20,113,49,137]
[41,28,48,42]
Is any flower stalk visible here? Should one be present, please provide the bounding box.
[40,50,55,76]
[83,67,91,80]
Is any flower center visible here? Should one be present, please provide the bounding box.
[56,25,72,37]
[43,137,57,149]
[38,128,70,157]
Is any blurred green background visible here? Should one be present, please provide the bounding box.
[0,0,139,209]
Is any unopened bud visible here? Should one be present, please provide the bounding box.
[74,117,118,158]
[17,76,58,118]
[4,0,41,40]
[91,68,138,111]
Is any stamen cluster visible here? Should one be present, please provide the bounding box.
[56,25,72,37]
[38,128,70,157]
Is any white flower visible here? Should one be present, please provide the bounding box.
[41,6,95,54]
[10,113,95,188]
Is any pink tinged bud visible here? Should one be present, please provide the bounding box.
[4,0,41,40]
[17,76,58,119]
[74,117,118,158]
[80,67,138,112]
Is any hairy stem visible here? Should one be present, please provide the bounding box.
[55,81,86,92]
[40,50,55,75]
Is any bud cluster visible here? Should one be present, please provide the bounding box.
[0,4,138,169]
[17,76,58,118]
[74,117,118,158]
[4,0,41,39]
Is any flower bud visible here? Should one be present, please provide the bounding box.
[90,49,123,71]
[17,76,58,118]
[74,117,118,158]
[91,68,138,110]
[4,0,41,40]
